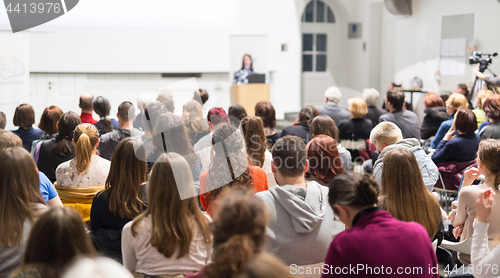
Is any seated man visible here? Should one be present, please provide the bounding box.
[379,89,421,140]
[98,101,143,160]
[370,122,439,192]
[256,136,344,266]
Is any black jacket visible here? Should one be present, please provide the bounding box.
[98,128,143,160]
[420,107,449,139]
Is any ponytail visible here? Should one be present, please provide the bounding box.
[205,235,257,278]
[241,116,266,168]
[102,117,113,133]
[74,123,99,174]
[52,111,81,157]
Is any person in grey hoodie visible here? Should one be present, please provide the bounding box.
[256,136,344,266]
[370,122,439,192]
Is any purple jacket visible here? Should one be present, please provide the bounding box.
[322,210,438,278]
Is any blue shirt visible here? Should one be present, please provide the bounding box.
[478,120,491,133]
[94,119,119,136]
[430,115,454,149]
[431,133,480,165]
[39,171,58,203]
[12,127,44,151]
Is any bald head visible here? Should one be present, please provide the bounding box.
[79,93,94,113]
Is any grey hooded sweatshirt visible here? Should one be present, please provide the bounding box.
[256,181,344,265]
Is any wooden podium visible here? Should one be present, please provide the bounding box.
[230,84,270,117]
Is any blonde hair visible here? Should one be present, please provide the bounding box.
[446,93,468,112]
[476,90,494,108]
[369,122,403,147]
[348,97,368,118]
[73,124,100,174]
[183,100,208,134]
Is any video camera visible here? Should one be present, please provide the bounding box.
[469,51,498,73]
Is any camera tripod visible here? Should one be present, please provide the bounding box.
[470,68,498,103]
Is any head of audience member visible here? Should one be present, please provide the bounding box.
[328,172,379,229]
[387,82,402,91]
[324,86,342,104]
[228,104,248,127]
[0,111,6,129]
[142,101,167,135]
[39,105,63,136]
[0,129,22,152]
[369,122,403,152]
[105,138,147,219]
[305,135,344,186]
[348,97,368,119]
[454,108,477,134]
[404,101,413,111]
[380,148,441,238]
[131,153,211,259]
[456,83,469,97]
[79,93,94,114]
[0,147,44,248]
[136,93,155,114]
[440,91,452,103]
[204,189,267,278]
[293,105,319,127]
[423,93,445,109]
[482,94,500,123]
[271,136,308,186]
[362,88,380,107]
[117,101,135,129]
[384,89,405,113]
[156,92,175,113]
[182,100,208,134]
[241,54,253,70]
[477,139,500,192]
[62,257,134,278]
[23,207,95,277]
[73,124,100,174]
[93,96,114,133]
[207,107,229,131]
[310,114,340,142]
[241,116,266,168]
[53,112,81,158]
[13,103,35,129]
[194,88,209,105]
[254,101,277,130]
[239,252,295,278]
[475,90,494,109]
[445,93,468,116]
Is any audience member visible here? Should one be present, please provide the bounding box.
[430,93,468,149]
[420,93,449,140]
[456,83,473,109]
[379,89,420,139]
[305,135,344,186]
[0,111,6,129]
[56,123,111,188]
[93,96,119,135]
[156,92,175,113]
[370,122,439,192]
[380,148,443,241]
[479,94,500,140]
[440,91,452,103]
[315,86,351,126]
[310,114,352,170]
[12,103,44,151]
[134,93,155,131]
[183,100,209,145]
[362,88,384,128]
[31,105,64,156]
[62,257,134,278]
[194,89,209,106]
[140,101,167,153]
[91,138,147,262]
[256,136,344,265]
[97,101,142,160]
[122,153,211,276]
[432,108,480,164]
[79,93,98,124]
[228,104,247,127]
[338,97,372,160]
[254,101,281,149]
[472,90,494,128]
[280,105,319,143]
[323,172,438,278]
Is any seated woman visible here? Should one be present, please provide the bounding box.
[420,93,449,140]
[199,124,268,215]
[122,153,212,276]
[381,148,443,242]
[323,172,438,278]
[305,135,344,186]
[473,90,494,129]
[12,103,44,151]
[228,104,247,128]
[280,105,319,144]
[255,101,281,149]
[31,105,64,153]
[430,93,468,149]
[183,100,209,145]
[338,97,372,161]
[449,139,500,265]
[432,108,480,165]
[90,138,147,262]
[310,114,352,171]
[93,96,119,135]
[186,189,268,278]
[479,94,500,140]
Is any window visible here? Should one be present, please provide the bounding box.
[302,0,335,23]
[302,33,327,72]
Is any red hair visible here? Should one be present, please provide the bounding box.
[423,93,444,108]
[207,107,229,126]
[305,135,344,185]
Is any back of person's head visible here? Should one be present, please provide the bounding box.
[0,129,22,152]
[348,97,368,118]
[74,124,100,174]
[79,94,94,112]
[477,139,500,191]
[93,96,114,133]
[142,101,167,133]
[386,89,405,111]
[380,148,440,238]
[294,105,319,126]
[53,112,81,158]
[136,93,155,113]
[254,101,277,129]
[24,207,95,276]
[476,90,495,108]
[423,93,445,108]
[328,171,379,210]
[207,107,229,127]
[0,147,42,248]
[241,116,266,168]
[194,88,209,105]
[483,94,500,122]
[132,153,211,259]
[156,92,175,113]
[117,101,134,122]
[440,91,452,103]
[446,93,468,113]
[105,138,147,219]
[228,104,248,127]
[457,83,469,97]
[13,103,35,128]
[272,136,307,178]
[39,106,63,135]
[205,189,268,278]
[153,112,195,163]
[0,111,6,129]
[362,88,380,107]
[239,252,294,278]
[310,114,340,142]
[454,108,477,134]
[182,100,207,134]
[369,122,403,149]
[324,86,342,103]
[306,135,344,185]
[62,257,134,278]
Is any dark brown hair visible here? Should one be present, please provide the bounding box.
[328,171,379,209]
[254,102,277,129]
[241,54,253,71]
[457,84,469,97]
[310,114,340,142]
[293,105,319,126]
[228,104,248,127]
[306,135,344,185]
[13,103,35,128]
[52,112,81,157]
[483,94,500,122]
[156,92,175,113]
[39,106,63,135]
[386,89,405,111]
[477,139,500,191]
[271,135,307,177]
[118,101,134,122]
[194,88,209,105]
[241,116,266,168]
[93,96,113,133]
[454,108,477,134]
[79,94,94,111]
[423,93,445,108]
